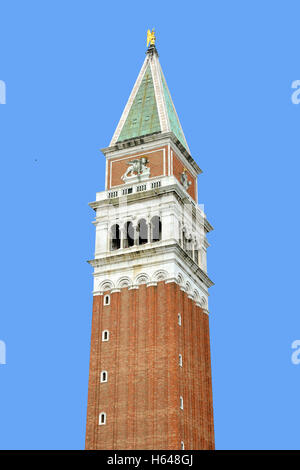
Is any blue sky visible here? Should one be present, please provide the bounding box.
[0,0,300,450]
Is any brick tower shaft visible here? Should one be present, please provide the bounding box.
[85,35,214,450]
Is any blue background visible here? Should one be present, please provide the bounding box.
[0,0,299,450]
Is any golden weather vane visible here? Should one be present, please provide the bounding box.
[147,29,156,47]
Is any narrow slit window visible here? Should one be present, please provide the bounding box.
[178,313,182,326]
[99,412,106,425]
[104,294,110,306]
[100,370,108,383]
[102,330,109,342]
[181,441,185,450]
[180,396,183,410]
[179,354,183,367]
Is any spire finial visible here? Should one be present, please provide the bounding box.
[147,28,156,47]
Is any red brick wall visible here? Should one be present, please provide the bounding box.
[172,151,196,201]
[85,282,214,450]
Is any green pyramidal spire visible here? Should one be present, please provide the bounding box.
[117,64,161,142]
[110,44,190,153]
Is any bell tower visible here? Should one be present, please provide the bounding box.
[85,33,215,450]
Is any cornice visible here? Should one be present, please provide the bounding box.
[101,132,202,175]
[204,218,214,233]
[88,242,214,289]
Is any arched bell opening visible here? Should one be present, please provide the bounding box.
[110,224,121,250]
[123,221,135,248]
[150,216,162,242]
[137,218,148,245]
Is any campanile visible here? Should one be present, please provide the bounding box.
[85,32,215,450]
